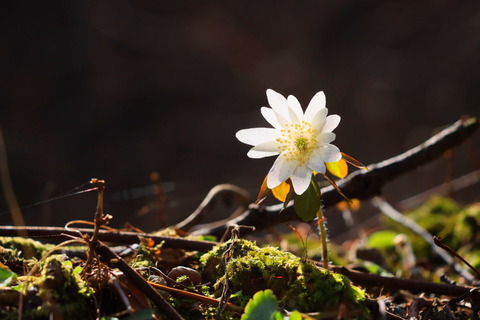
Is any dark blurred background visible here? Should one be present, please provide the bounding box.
[0,1,479,232]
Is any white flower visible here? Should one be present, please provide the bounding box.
[236,89,342,195]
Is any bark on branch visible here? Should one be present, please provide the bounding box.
[191,117,479,237]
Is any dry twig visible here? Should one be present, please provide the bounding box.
[96,242,185,320]
[174,184,251,231]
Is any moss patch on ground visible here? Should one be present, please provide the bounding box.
[1,255,94,320]
[200,239,369,318]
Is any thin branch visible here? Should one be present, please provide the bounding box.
[0,226,217,251]
[371,196,474,282]
[329,265,476,297]
[398,169,480,211]
[191,117,479,237]
[147,281,244,314]
[174,184,251,231]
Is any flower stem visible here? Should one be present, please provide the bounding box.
[316,203,329,270]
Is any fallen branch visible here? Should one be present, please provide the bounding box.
[191,117,479,237]
[0,228,477,299]
[0,226,217,251]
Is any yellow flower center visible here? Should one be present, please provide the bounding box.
[276,121,318,165]
[295,137,308,150]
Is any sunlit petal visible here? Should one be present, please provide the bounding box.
[291,165,312,195]
[267,153,297,189]
[310,108,328,131]
[247,149,279,159]
[287,95,304,122]
[235,127,279,146]
[323,115,341,133]
[326,159,348,179]
[304,91,326,122]
[322,144,342,163]
[319,132,336,144]
[272,180,292,202]
[266,89,290,121]
[306,150,327,173]
[261,107,283,129]
[251,140,279,153]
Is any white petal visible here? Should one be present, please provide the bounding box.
[306,148,328,173]
[319,132,336,144]
[261,107,288,129]
[291,165,312,195]
[236,128,279,146]
[288,106,300,124]
[267,153,297,189]
[321,144,342,162]
[306,145,341,172]
[307,156,326,174]
[266,89,290,121]
[310,108,328,132]
[247,149,279,159]
[304,91,326,122]
[323,115,341,133]
[287,95,304,122]
[250,140,279,153]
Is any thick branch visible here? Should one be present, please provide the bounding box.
[0,119,477,242]
[192,117,479,237]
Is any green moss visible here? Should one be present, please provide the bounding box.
[0,236,50,257]
[0,237,53,274]
[200,305,236,320]
[14,255,95,320]
[378,196,480,279]
[200,239,369,318]
[454,203,480,245]
[130,240,165,269]
[385,196,480,250]
[401,196,460,239]
[381,196,458,259]
[0,236,50,259]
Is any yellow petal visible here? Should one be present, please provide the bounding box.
[326,158,349,178]
[272,180,292,202]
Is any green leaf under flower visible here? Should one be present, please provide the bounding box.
[294,175,321,222]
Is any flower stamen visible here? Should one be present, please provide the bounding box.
[276,121,318,165]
